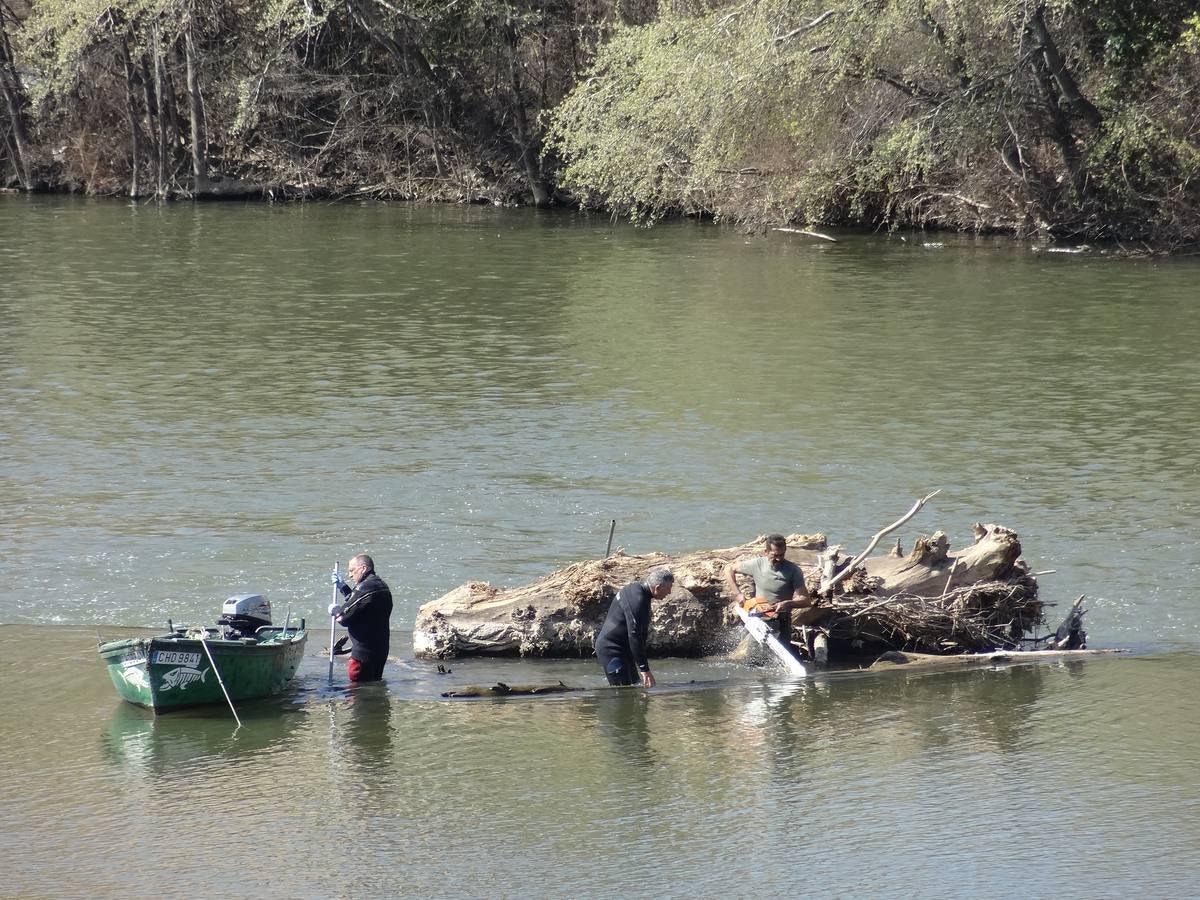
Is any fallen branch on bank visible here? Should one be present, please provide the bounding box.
[774,226,838,242]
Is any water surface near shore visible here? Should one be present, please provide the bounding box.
[3,627,1197,897]
[2,197,1199,894]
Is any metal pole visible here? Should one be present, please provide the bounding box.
[328,561,340,682]
[198,631,242,728]
[605,519,616,557]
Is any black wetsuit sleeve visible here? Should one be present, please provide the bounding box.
[625,586,652,671]
[341,585,383,622]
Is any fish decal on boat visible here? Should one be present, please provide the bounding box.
[121,666,150,690]
[160,665,209,691]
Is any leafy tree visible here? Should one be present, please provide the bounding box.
[546,0,1200,244]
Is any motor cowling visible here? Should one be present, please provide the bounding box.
[218,594,272,638]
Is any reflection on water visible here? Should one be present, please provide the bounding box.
[330,683,396,781]
[102,699,304,779]
[1,626,1198,895]
[589,690,656,769]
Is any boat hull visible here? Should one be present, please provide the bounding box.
[99,628,307,712]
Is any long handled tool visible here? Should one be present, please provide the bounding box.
[328,560,340,683]
[733,604,807,677]
[197,630,243,728]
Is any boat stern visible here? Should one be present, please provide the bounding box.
[99,638,155,708]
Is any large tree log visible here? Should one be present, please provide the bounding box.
[412,533,826,659]
[412,522,1040,660]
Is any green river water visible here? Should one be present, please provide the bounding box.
[1,196,1198,897]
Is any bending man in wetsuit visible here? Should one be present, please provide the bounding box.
[330,553,394,683]
[594,567,674,687]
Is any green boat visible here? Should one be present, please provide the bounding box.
[99,594,307,712]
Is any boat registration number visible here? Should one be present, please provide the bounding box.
[153,650,202,667]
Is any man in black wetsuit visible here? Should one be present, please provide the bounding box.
[594,567,674,687]
[329,553,393,683]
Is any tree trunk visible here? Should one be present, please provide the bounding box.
[183,23,209,194]
[138,51,163,196]
[1022,4,1101,204]
[162,39,184,169]
[117,32,142,197]
[0,15,33,189]
[502,17,552,206]
[1027,4,1102,130]
[151,26,171,196]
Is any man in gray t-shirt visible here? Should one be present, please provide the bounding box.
[724,534,816,644]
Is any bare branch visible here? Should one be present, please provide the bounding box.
[933,192,992,210]
[821,491,942,594]
[774,10,837,44]
[774,227,837,241]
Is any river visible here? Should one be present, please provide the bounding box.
[1,196,1198,896]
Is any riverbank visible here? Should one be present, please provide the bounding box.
[4,2,1198,249]
[2,185,1182,260]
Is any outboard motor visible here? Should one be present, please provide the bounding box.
[218,594,272,638]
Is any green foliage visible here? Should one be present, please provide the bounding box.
[1181,13,1200,50]
[1076,0,1200,68]
[545,0,1200,243]
[546,1,1003,227]
[1085,36,1200,241]
[20,0,119,108]
[545,15,748,221]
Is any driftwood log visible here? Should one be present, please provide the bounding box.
[866,647,1118,672]
[413,516,1045,662]
[437,648,1123,699]
[441,681,583,698]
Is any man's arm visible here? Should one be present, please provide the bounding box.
[624,595,648,668]
[625,589,656,687]
[724,560,749,605]
[777,567,814,612]
[338,584,384,623]
[794,565,813,602]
